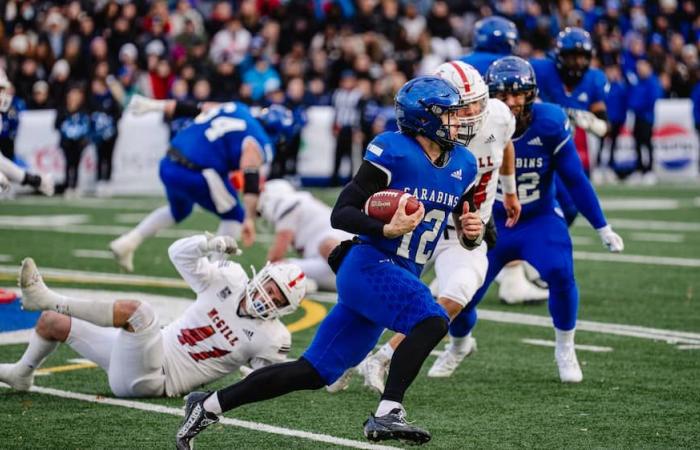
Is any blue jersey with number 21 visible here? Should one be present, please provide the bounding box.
[361,132,478,275]
[170,102,273,175]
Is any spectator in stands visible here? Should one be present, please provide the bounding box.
[89,77,122,196]
[49,59,71,108]
[242,37,281,103]
[55,85,90,197]
[628,59,664,184]
[330,70,361,186]
[27,81,53,110]
[600,64,628,181]
[692,69,700,172]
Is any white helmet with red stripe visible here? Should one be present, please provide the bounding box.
[433,61,489,145]
[245,261,306,320]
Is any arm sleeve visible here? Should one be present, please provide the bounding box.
[167,235,217,294]
[172,100,203,118]
[330,160,389,237]
[554,139,607,229]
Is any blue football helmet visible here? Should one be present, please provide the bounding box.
[395,76,463,150]
[473,16,519,55]
[485,56,538,131]
[257,104,297,146]
[554,27,593,86]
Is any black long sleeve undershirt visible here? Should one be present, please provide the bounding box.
[330,161,388,237]
[172,100,203,118]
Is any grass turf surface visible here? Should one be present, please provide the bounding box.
[1,184,699,448]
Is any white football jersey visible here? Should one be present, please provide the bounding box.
[273,191,352,258]
[449,98,515,226]
[161,237,291,397]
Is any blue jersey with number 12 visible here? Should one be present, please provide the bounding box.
[170,102,273,175]
[361,132,477,276]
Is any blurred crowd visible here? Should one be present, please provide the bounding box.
[1,0,699,187]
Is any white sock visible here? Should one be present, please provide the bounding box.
[449,334,472,354]
[555,328,575,352]
[50,294,115,328]
[132,206,176,242]
[0,153,26,182]
[203,392,222,415]
[374,343,395,364]
[375,400,403,417]
[17,331,59,376]
[216,220,242,239]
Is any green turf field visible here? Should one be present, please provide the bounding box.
[1,184,699,449]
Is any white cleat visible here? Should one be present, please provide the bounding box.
[19,258,56,311]
[109,235,137,273]
[325,369,353,393]
[427,337,477,378]
[0,363,34,391]
[498,264,549,305]
[38,173,55,197]
[356,354,388,394]
[555,346,583,383]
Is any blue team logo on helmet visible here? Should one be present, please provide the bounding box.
[485,56,538,128]
[257,104,297,146]
[395,76,463,150]
[473,16,519,55]
[555,27,593,85]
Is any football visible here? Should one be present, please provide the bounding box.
[364,189,422,224]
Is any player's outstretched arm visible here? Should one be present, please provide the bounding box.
[239,139,265,247]
[555,139,624,252]
[167,234,226,293]
[330,161,388,237]
[267,230,295,262]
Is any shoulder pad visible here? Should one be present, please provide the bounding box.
[532,103,570,136]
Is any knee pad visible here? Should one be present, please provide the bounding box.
[440,268,482,307]
[127,302,157,333]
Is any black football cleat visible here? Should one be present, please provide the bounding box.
[176,391,220,450]
[363,408,431,445]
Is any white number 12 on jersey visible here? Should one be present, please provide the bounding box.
[396,209,446,264]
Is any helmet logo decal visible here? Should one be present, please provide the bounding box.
[287,271,305,288]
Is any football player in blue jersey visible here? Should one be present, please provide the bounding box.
[442,57,623,383]
[175,76,484,448]
[460,15,519,75]
[531,27,610,226]
[109,99,295,273]
[0,70,54,196]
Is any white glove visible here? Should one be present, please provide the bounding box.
[597,225,624,253]
[566,108,608,138]
[127,94,166,116]
[0,172,10,193]
[201,232,242,256]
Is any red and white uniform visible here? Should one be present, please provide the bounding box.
[66,235,290,397]
[425,98,516,306]
[264,190,351,291]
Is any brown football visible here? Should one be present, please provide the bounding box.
[363,189,421,224]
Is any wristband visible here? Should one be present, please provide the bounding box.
[243,169,261,194]
[500,174,516,194]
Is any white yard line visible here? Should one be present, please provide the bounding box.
[7,197,163,210]
[309,292,700,345]
[0,215,88,227]
[676,344,700,350]
[573,251,700,268]
[72,249,116,259]
[574,218,700,232]
[520,339,613,352]
[628,232,685,243]
[0,384,399,450]
[599,198,680,210]
[0,222,276,243]
[0,254,12,262]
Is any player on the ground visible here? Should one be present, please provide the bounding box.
[0,70,54,196]
[438,56,623,383]
[0,233,305,397]
[334,60,521,393]
[109,101,295,272]
[531,27,610,226]
[174,76,483,448]
[460,15,519,75]
[258,178,352,291]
